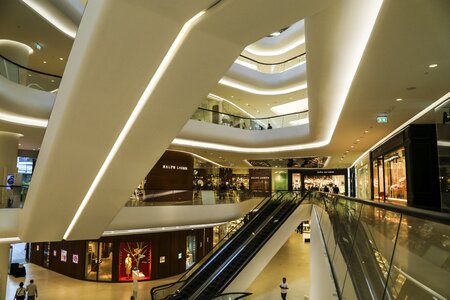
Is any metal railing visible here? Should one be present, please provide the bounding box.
[191,108,308,130]
[0,185,29,208]
[235,53,306,74]
[310,191,450,300]
[0,54,61,92]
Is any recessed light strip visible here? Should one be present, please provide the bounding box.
[0,112,48,128]
[63,9,207,240]
[172,138,329,153]
[171,149,224,167]
[0,237,21,243]
[219,77,307,95]
[244,37,305,57]
[22,0,77,38]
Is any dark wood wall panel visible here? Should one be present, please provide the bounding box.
[145,151,194,191]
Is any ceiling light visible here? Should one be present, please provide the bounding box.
[172,138,329,153]
[22,0,77,38]
[0,39,33,54]
[0,111,48,127]
[19,144,22,146]
[356,139,360,142]
[351,145,354,148]
[219,77,307,96]
[59,57,64,61]
[244,36,305,56]
[51,79,55,82]
[429,64,438,68]
[271,98,308,115]
[28,74,32,77]
[364,130,369,133]
[63,9,207,240]
[396,98,403,102]
[43,60,47,64]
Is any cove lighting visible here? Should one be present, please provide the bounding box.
[0,237,21,243]
[172,138,329,153]
[22,0,77,38]
[0,40,34,55]
[0,111,48,128]
[289,118,309,126]
[63,9,207,240]
[219,77,307,96]
[244,37,305,57]
[270,98,308,115]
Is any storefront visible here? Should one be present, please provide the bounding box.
[288,169,348,195]
[369,124,440,210]
[30,228,213,282]
[249,169,272,196]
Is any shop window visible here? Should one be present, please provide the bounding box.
[119,242,151,281]
[304,175,345,193]
[186,234,197,269]
[85,242,113,281]
[356,164,370,199]
[292,173,301,190]
[384,149,407,201]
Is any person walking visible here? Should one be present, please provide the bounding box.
[280,277,289,299]
[14,282,26,300]
[26,279,38,300]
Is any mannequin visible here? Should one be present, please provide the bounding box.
[125,254,132,279]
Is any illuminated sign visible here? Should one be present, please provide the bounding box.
[162,164,188,171]
[377,115,388,123]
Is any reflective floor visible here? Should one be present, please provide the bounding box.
[6,232,310,300]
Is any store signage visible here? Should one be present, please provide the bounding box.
[377,115,388,123]
[250,176,270,180]
[159,256,166,263]
[317,170,335,174]
[53,250,57,256]
[162,164,188,171]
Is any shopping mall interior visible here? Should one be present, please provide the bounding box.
[0,0,449,299]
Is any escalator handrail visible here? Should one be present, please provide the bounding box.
[208,192,307,297]
[0,54,62,78]
[188,193,295,299]
[150,191,286,298]
[188,191,308,298]
[173,192,288,296]
[196,107,308,121]
[316,191,450,225]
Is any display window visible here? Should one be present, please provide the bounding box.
[384,149,407,201]
[186,235,197,269]
[85,242,113,281]
[304,175,345,193]
[292,173,301,190]
[119,242,151,281]
[356,164,370,199]
[372,148,407,203]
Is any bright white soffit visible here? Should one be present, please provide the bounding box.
[0,237,21,243]
[0,111,48,128]
[0,40,34,54]
[234,56,306,74]
[63,9,208,240]
[174,0,385,154]
[219,77,307,96]
[244,35,305,57]
[22,0,78,38]
[271,98,308,115]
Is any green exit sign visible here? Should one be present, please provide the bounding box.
[377,116,388,123]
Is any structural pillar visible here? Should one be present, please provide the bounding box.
[0,243,10,300]
[0,131,20,207]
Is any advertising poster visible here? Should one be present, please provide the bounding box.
[61,250,67,262]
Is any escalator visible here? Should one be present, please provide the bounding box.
[152,191,306,300]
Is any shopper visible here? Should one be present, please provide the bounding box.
[280,277,288,299]
[14,282,26,300]
[26,279,38,300]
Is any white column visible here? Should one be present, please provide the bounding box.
[0,243,10,300]
[0,131,20,207]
